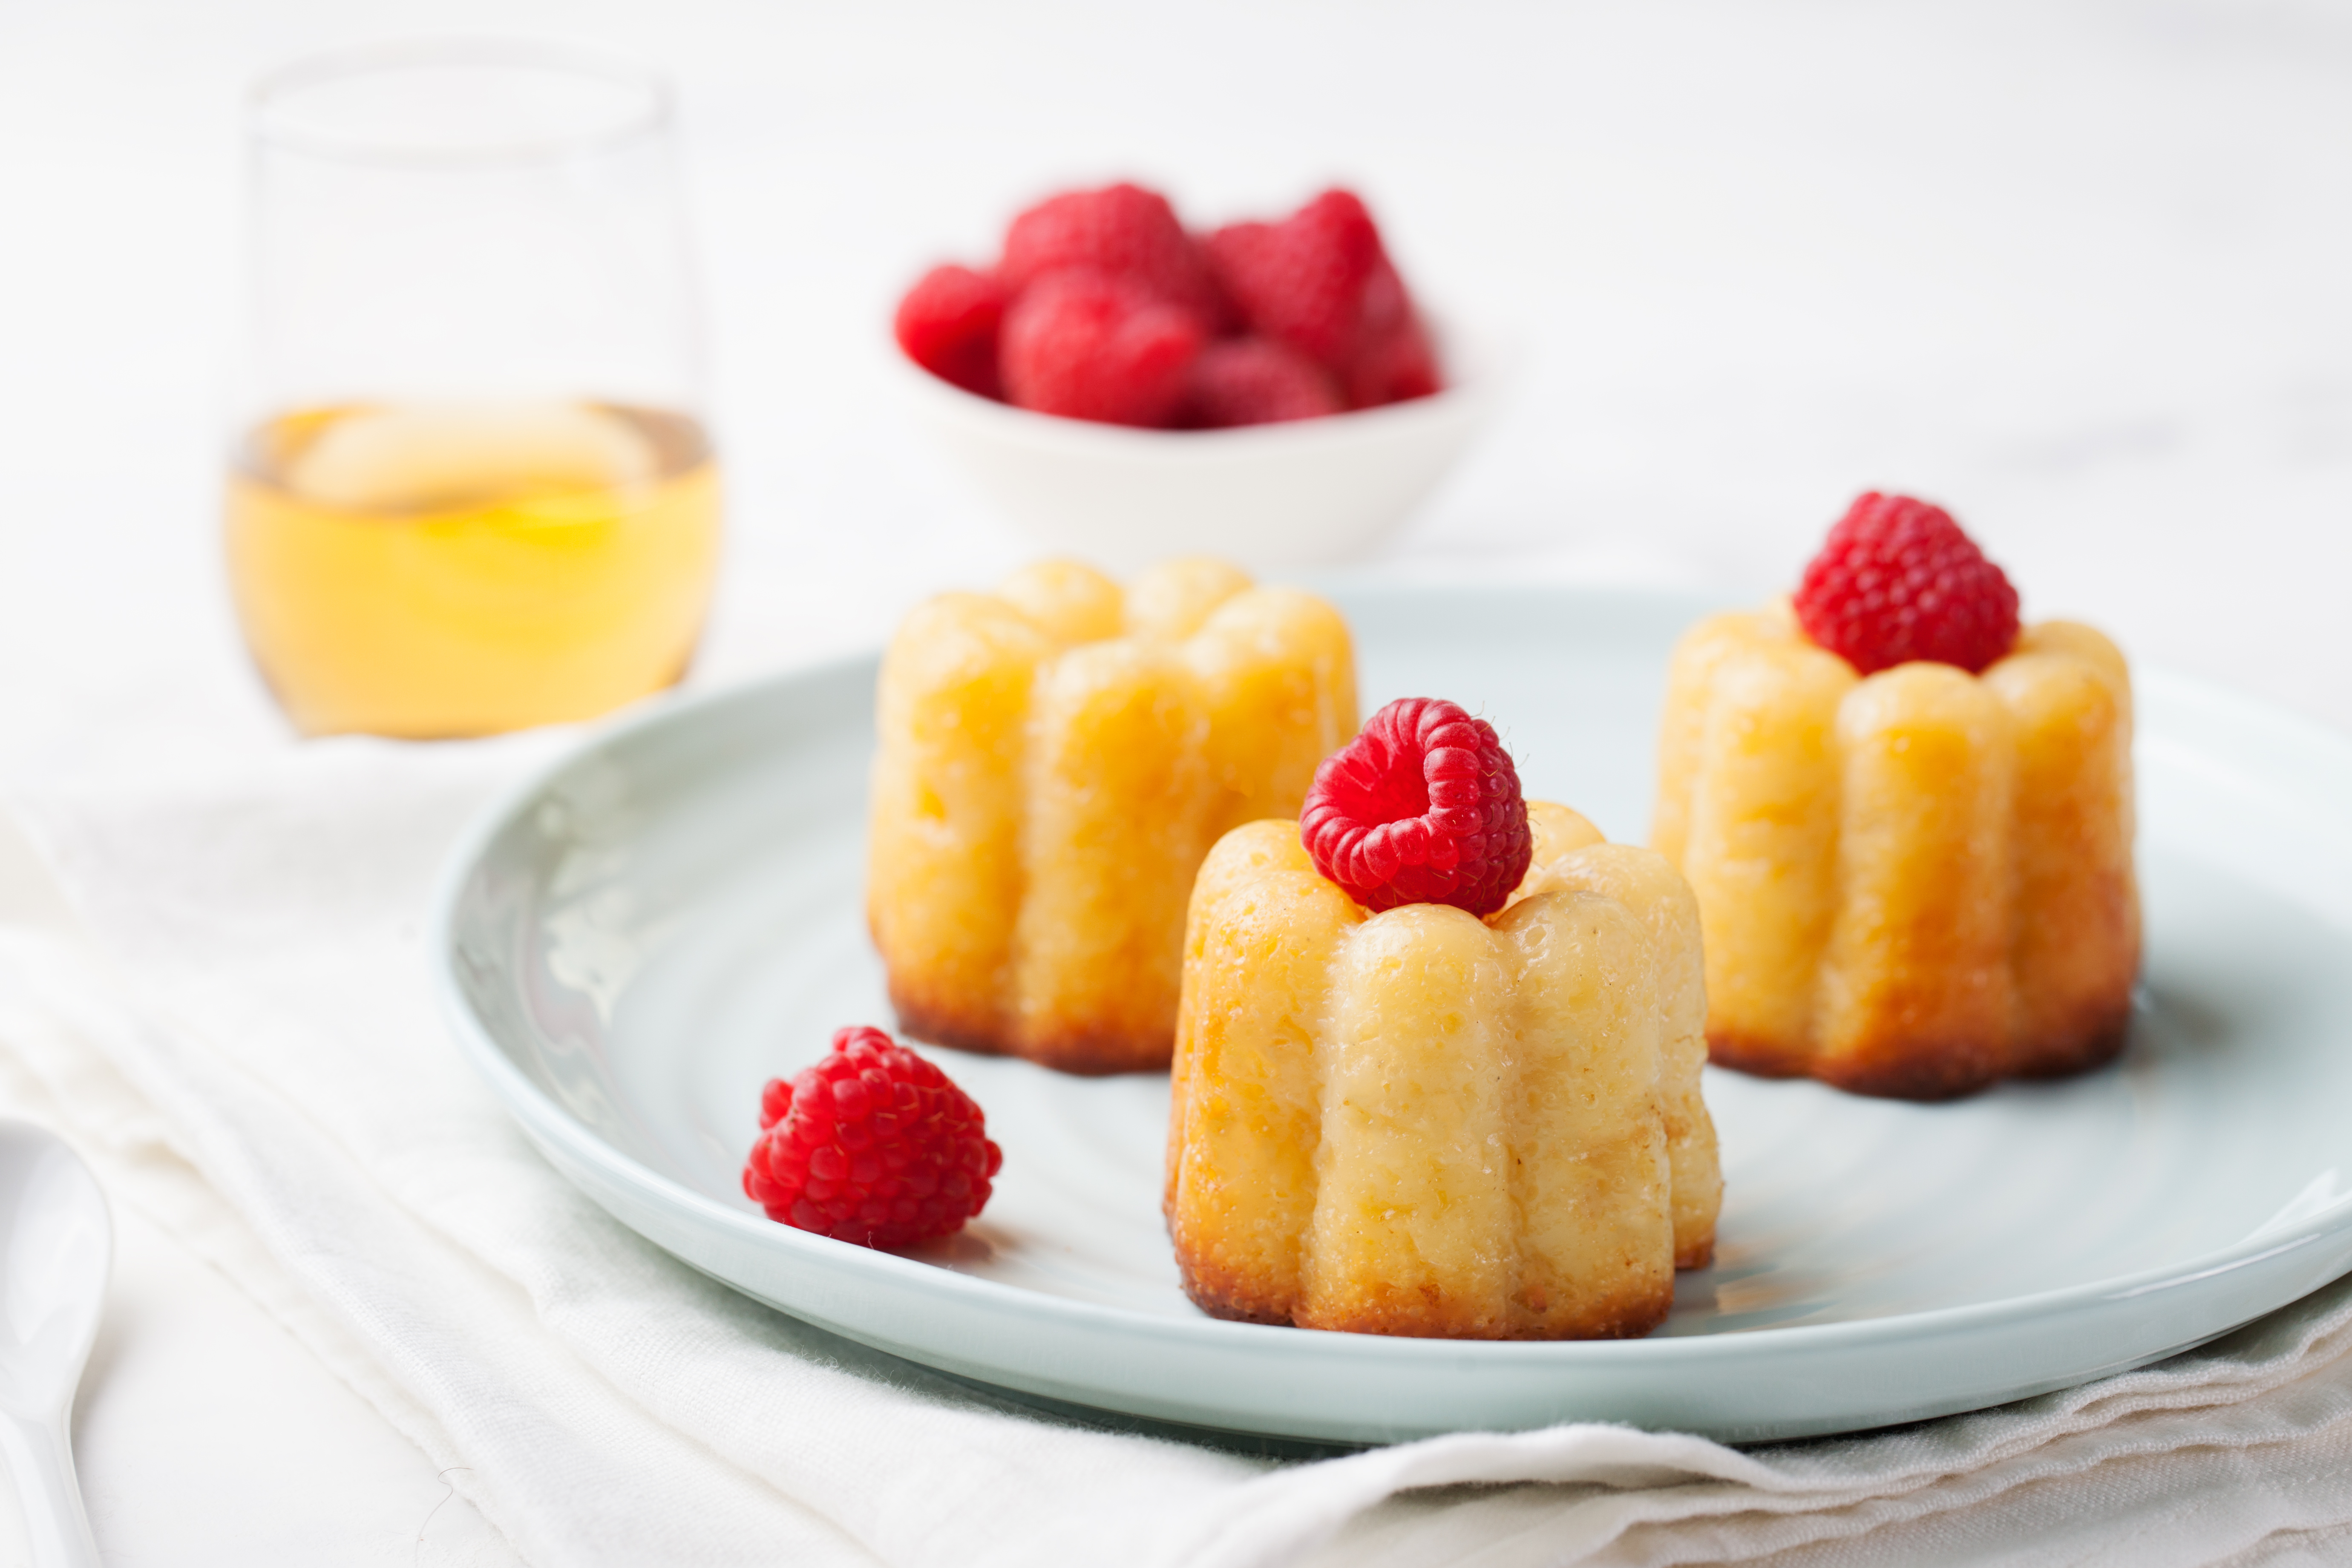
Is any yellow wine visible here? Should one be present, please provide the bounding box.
[226,401,721,737]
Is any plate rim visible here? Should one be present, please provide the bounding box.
[429,580,2352,1425]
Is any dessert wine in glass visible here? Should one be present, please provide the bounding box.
[228,40,720,737]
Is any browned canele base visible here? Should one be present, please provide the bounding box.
[1174,1253,1675,1341]
[890,984,1171,1076]
[1702,1031,1813,1084]
[2008,1005,2134,1081]
[1706,992,2136,1103]
[1813,1037,2008,1102]
[1174,1255,1295,1327]
[1295,1287,1674,1342]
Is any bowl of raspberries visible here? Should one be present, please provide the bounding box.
[892,181,1502,570]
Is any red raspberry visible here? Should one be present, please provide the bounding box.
[893,264,1010,399]
[1345,294,1442,409]
[1206,194,1377,370]
[1793,493,2021,676]
[1181,337,1343,428]
[1301,697,1532,917]
[742,1026,1002,1249]
[999,182,1220,321]
[1205,190,1439,411]
[1000,271,1205,426]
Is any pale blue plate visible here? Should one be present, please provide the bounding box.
[432,584,2352,1442]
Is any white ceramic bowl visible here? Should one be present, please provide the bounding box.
[894,320,1508,573]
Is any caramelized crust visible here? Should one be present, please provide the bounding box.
[1655,606,2139,1099]
[1166,814,1721,1341]
[868,559,1357,1073]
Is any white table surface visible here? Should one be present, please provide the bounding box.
[5,1,2352,1561]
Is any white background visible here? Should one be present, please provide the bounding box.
[3,1,2350,1560]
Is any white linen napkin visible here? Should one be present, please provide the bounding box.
[6,735,2352,1568]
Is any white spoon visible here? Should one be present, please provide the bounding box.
[0,1122,108,1568]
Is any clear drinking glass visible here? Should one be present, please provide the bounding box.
[227,40,720,738]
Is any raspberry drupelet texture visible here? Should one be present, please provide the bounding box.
[1793,492,2021,676]
[1181,337,1343,427]
[892,264,1010,399]
[1344,291,1442,408]
[1000,271,1206,427]
[998,182,1221,322]
[890,181,1442,424]
[1205,190,1440,410]
[1300,697,1532,916]
[743,1025,1002,1249]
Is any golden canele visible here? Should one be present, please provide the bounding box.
[1655,601,2139,1099]
[1166,804,1721,1340]
[867,558,1357,1073]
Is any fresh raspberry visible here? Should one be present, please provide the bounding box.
[742,1025,1002,1249]
[999,183,1220,321]
[1000,271,1205,426]
[1205,190,1437,411]
[1793,493,2021,676]
[1301,697,1532,917]
[893,264,1010,399]
[895,264,1009,398]
[1206,195,1376,369]
[1180,337,1343,428]
[1345,295,1442,409]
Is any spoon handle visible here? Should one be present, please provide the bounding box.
[0,1411,99,1568]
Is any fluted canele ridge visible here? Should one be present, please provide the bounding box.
[1165,806,1721,1340]
[867,558,1358,1073]
[1654,601,2139,1100]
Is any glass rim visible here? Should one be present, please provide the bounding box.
[250,37,672,168]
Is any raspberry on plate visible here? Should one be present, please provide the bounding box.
[893,264,1010,399]
[1300,696,1532,917]
[999,182,1220,322]
[1793,492,2022,676]
[743,1025,1002,1249]
[1000,271,1206,426]
[1181,337,1343,428]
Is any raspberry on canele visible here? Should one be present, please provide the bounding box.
[1792,492,2020,676]
[1655,492,2138,1100]
[1300,696,1532,916]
